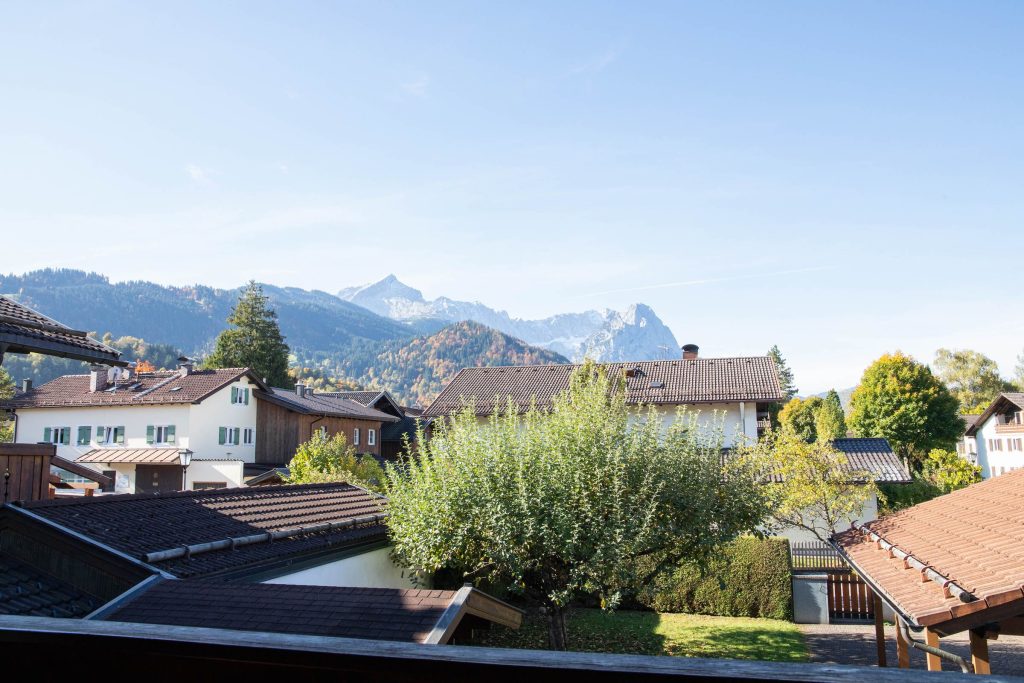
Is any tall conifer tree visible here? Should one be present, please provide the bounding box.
[206,281,292,387]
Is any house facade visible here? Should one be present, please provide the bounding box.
[4,361,265,492]
[254,385,400,465]
[422,346,782,447]
[327,390,420,460]
[964,392,1024,479]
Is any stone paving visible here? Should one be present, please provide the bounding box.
[799,623,1024,676]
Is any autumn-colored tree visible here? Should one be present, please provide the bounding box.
[814,389,847,442]
[134,359,157,373]
[933,348,1010,414]
[0,368,14,443]
[778,396,822,442]
[848,352,962,467]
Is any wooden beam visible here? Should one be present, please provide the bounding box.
[873,593,887,668]
[970,628,991,675]
[924,629,942,671]
[997,616,1024,636]
[895,617,911,669]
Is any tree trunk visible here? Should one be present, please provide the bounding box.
[545,605,568,651]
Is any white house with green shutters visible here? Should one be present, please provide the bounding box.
[5,361,265,494]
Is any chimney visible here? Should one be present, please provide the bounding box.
[177,356,194,377]
[89,365,107,392]
[304,387,314,398]
[682,344,699,360]
[21,379,32,393]
[295,383,306,397]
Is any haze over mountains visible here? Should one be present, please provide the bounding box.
[0,269,680,404]
[339,275,681,362]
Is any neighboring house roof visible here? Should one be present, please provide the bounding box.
[259,387,400,423]
[833,469,1024,636]
[423,357,783,418]
[76,448,183,464]
[100,582,521,644]
[325,390,390,406]
[959,413,982,431]
[0,555,100,618]
[0,295,125,367]
[3,368,266,409]
[831,438,911,484]
[51,455,114,488]
[965,393,1024,437]
[245,467,289,486]
[17,482,388,579]
[381,414,421,443]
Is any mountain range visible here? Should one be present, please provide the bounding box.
[339,275,681,362]
[0,269,679,404]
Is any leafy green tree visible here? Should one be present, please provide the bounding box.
[287,431,385,492]
[384,363,769,650]
[747,429,878,543]
[932,348,1010,414]
[767,345,797,427]
[848,352,962,467]
[0,368,14,443]
[879,448,982,513]
[814,389,847,442]
[778,396,822,443]
[205,281,292,387]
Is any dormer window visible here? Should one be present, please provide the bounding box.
[231,386,250,405]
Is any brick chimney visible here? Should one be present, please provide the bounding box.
[89,365,107,392]
[682,344,699,360]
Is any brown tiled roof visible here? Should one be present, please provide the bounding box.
[833,469,1024,634]
[965,393,1024,436]
[76,448,183,464]
[423,357,783,418]
[20,482,388,579]
[0,554,100,618]
[259,388,400,422]
[326,390,388,406]
[4,368,262,409]
[104,581,455,643]
[0,295,124,366]
[831,438,911,483]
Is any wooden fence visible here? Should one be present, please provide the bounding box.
[827,572,875,622]
[789,541,847,570]
[0,443,55,503]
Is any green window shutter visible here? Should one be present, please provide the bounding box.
[77,426,91,445]
[219,427,226,445]
[115,426,125,444]
[43,427,51,443]
[244,388,250,405]
[231,387,238,403]
[233,428,240,445]
[61,428,70,445]
[146,425,155,444]
[167,425,176,443]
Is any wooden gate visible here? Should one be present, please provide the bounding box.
[827,572,874,622]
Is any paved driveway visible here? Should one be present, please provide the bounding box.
[800,624,1024,676]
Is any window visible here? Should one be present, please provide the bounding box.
[219,427,241,446]
[43,427,70,446]
[243,428,254,445]
[147,425,176,445]
[76,426,92,446]
[230,386,250,405]
[96,426,125,445]
[353,428,360,447]
[192,482,227,491]
[368,429,376,446]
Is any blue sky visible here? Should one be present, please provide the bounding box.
[2,1,1022,393]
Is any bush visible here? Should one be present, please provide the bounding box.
[287,431,386,492]
[637,537,792,621]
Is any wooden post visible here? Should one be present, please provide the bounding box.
[895,617,911,669]
[924,629,942,671]
[970,629,990,675]
[873,593,887,667]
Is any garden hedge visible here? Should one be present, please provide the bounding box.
[637,536,792,620]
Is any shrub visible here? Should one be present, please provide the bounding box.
[287,431,386,492]
[637,537,792,621]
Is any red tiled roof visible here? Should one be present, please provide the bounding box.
[0,295,124,366]
[4,368,260,409]
[104,582,455,643]
[833,469,1024,633]
[20,482,387,578]
[423,356,783,418]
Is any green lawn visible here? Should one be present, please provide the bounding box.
[476,608,808,663]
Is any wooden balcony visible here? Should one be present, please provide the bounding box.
[994,422,1024,434]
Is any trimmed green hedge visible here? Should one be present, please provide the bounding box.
[638,537,793,621]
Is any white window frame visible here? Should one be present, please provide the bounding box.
[243,428,255,446]
[225,427,240,446]
[230,386,250,405]
[353,428,360,447]
[368,429,376,446]
[46,427,70,445]
[154,425,175,445]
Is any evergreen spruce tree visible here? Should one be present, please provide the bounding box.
[205,281,292,387]
[767,345,798,427]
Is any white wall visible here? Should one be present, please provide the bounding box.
[975,416,1024,479]
[651,402,758,447]
[186,377,259,461]
[776,492,879,543]
[186,460,244,489]
[262,546,421,589]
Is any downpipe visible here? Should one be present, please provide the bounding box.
[897,618,970,673]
